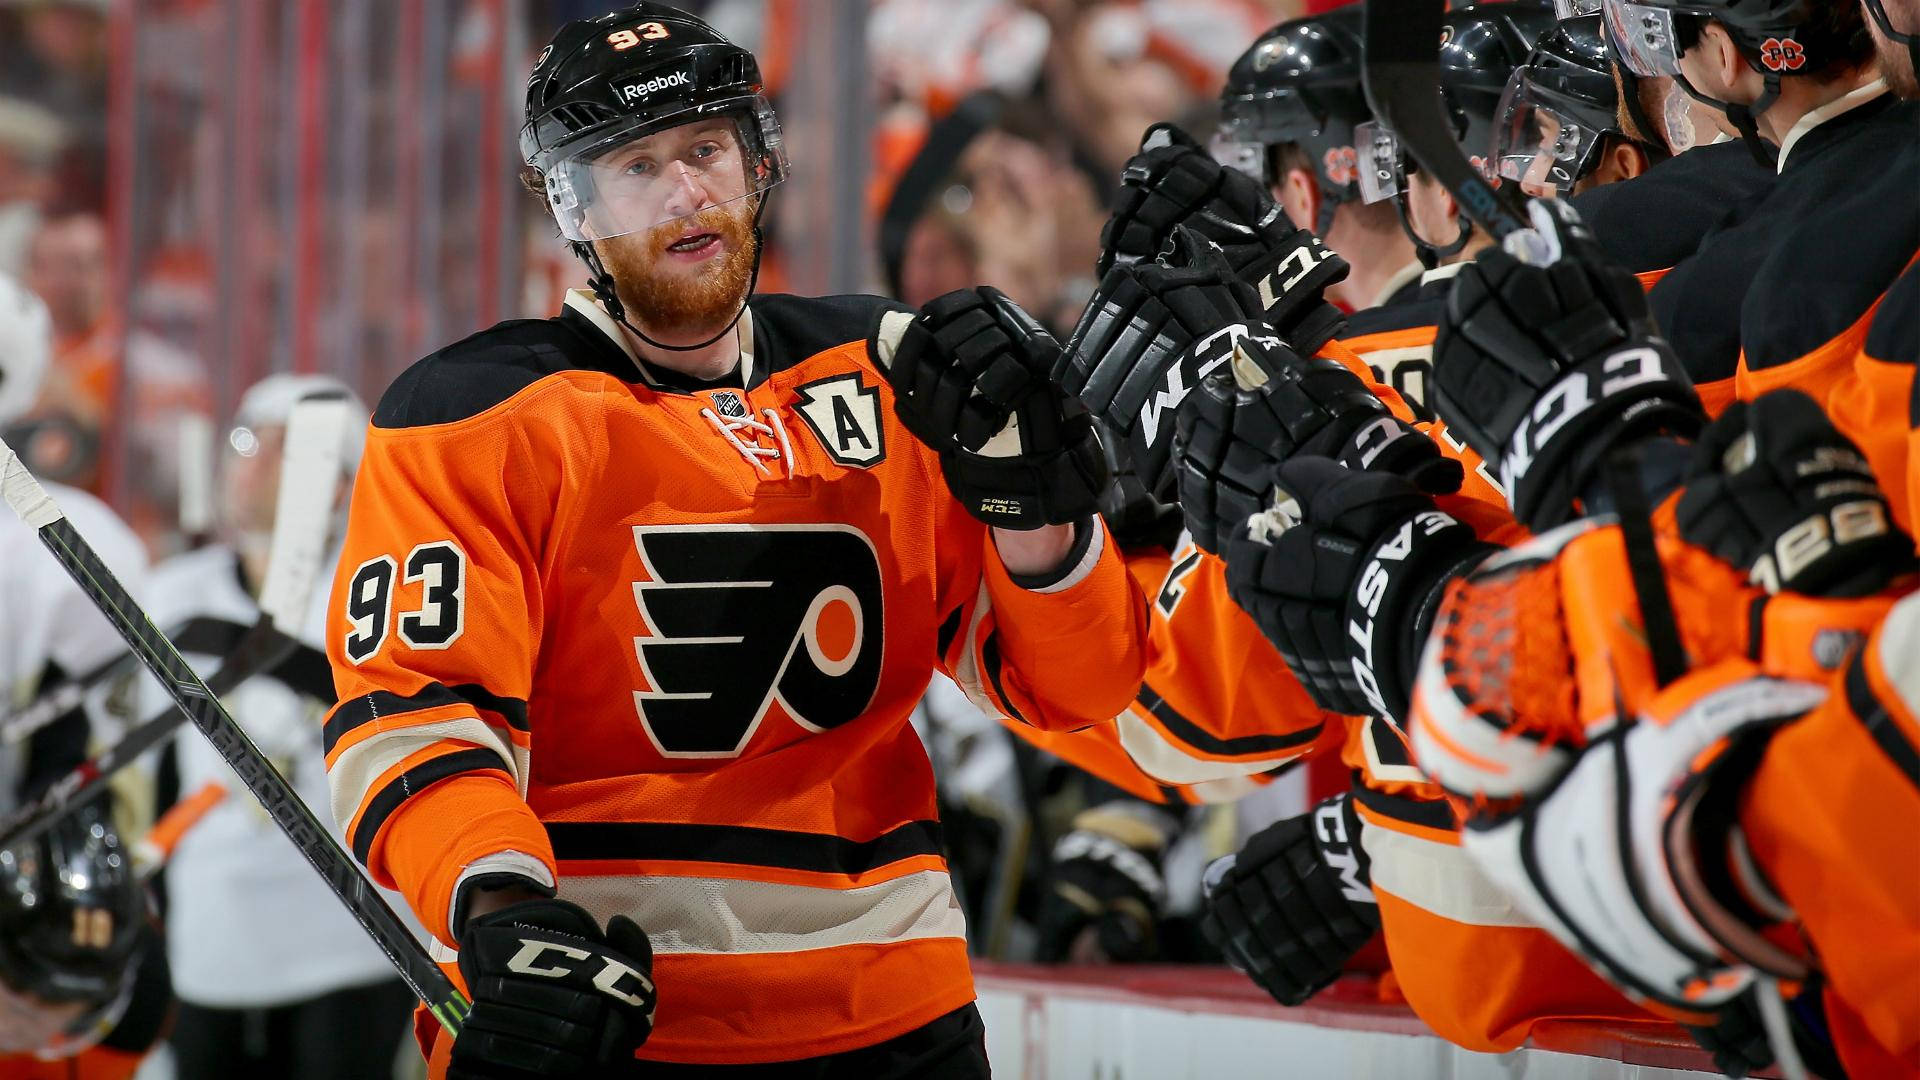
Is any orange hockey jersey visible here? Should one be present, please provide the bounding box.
[323,290,1147,1067]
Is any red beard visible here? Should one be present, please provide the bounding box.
[598,201,758,342]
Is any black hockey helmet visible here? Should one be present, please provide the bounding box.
[0,802,145,1008]
[1214,6,1370,222]
[1602,0,1867,154]
[1494,16,1663,196]
[521,3,788,245]
[1355,1,1555,259]
[521,3,788,351]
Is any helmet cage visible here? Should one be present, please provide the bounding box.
[1494,75,1607,196]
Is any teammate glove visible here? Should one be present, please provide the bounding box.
[1452,662,1826,1015]
[1200,793,1378,1006]
[1099,125,1350,355]
[450,898,656,1080]
[1677,389,1915,597]
[1224,457,1491,720]
[1036,801,1176,963]
[1097,428,1185,552]
[889,287,1109,528]
[1433,198,1702,531]
[1057,228,1260,502]
[1174,324,1462,557]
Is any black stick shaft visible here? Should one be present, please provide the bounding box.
[22,511,468,1034]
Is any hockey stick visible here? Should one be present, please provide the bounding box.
[0,435,470,1036]
[0,394,348,852]
[1359,0,1531,243]
[2,651,142,747]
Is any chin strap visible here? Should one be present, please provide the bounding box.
[572,193,770,355]
[1389,189,1471,271]
[1314,187,1345,240]
[1674,69,1782,169]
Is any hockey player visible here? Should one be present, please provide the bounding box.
[1212,7,1424,315]
[150,375,419,1080]
[0,278,167,1080]
[1337,1,1556,423]
[1493,16,1665,200]
[323,5,1144,1077]
[0,804,171,1080]
[1619,0,1917,407]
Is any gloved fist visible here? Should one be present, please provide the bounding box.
[1201,793,1378,1006]
[1433,198,1701,530]
[1677,388,1915,597]
[889,287,1109,528]
[1224,457,1490,720]
[1036,802,1176,964]
[1058,228,1259,502]
[1174,324,1461,557]
[1100,125,1350,355]
[1097,429,1185,552]
[450,898,655,1080]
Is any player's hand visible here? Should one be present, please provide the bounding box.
[450,898,656,1080]
[1433,198,1701,530]
[1223,457,1490,720]
[1099,125,1351,354]
[1677,388,1915,597]
[1097,429,1185,552]
[1174,323,1461,557]
[1036,801,1176,964]
[889,287,1109,529]
[1057,228,1259,503]
[1201,793,1378,1006]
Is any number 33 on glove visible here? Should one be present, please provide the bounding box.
[885,287,1109,529]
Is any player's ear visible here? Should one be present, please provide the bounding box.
[1273,167,1319,234]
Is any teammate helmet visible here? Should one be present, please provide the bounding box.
[1356,0,1557,204]
[1494,16,1652,196]
[1214,6,1370,207]
[230,373,370,474]
[1603,0,1851,82]
[0,275,52,430]
[0,802,146,1009]
[520,3,789,244]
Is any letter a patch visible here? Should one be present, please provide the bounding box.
[792,374,886,468]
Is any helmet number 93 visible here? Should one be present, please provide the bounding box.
[608,23,670,51]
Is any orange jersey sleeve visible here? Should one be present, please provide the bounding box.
[325,384,562,945]
[1739,592,1920,1075]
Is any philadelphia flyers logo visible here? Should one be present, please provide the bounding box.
[1760,36,1806,70]
[1323,145,1359,187]
[629,524,884,758]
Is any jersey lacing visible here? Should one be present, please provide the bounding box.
[702,406,794,476]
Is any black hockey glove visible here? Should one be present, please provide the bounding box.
[1201,793,1377,1006]
[1098,427,1186,552]
[1057,229,1260,502]
[889,287,1109,529]
[1677,389,1915,597]
[1174,324,1462,557]
[1036,802,1177,964]
[1224,457,1494,719]
[1683,985,1847,1080]
[1099,125,1350,355]
[1433,198,1702,531]
[450,898,656,1080]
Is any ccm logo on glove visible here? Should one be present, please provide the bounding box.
[505,939,655,1008]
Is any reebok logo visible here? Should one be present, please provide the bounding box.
[616,70,691,103]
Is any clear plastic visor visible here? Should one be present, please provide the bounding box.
[535,103,787,243]
[1210,131,1268,182]
[1603,0,1685,78]
[1555,0,1603,17]
[1354,120,1403,204]
[1494,78,1605,198]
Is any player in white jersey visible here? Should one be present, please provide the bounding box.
[144,374,419,1079]
[0,277,164,1076]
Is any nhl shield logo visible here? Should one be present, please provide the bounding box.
[708,389,750,419]
[792,374,886,469]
